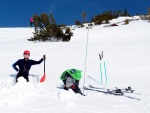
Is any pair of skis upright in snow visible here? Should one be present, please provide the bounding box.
[99,51,108,85]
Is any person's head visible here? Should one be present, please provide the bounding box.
[23,50,30,59]
[30,17,33,22]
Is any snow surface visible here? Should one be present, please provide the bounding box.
[0,17,150,113]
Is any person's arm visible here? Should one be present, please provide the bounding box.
[12,60,19,72]
[30,55,46,65]
[30,58,43,65]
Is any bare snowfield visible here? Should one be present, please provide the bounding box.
[0,16,150,113]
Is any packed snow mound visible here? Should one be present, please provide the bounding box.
[58,89,76,99]
[0,77,37,105]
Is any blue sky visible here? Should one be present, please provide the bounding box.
[0,0,150,27]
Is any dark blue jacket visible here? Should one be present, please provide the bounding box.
[12,58,43,74]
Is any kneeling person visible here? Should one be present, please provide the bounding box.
[60,69,83,95]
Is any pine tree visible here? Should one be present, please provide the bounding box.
[118,10,122,16]
[148,8,150,15]
[28,13,73,42]
[123,9,129,16]
[75,21,84,27]
[63,27,73,41]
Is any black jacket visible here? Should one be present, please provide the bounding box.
[12,58,43,75]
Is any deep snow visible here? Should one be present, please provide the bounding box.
[0,16,150,113]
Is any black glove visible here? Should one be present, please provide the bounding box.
[64,86,69,90]
[43,55,46,60]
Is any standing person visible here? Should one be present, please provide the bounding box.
[60,69,83,95]
[12,50,46,83]
[29,17,34,27]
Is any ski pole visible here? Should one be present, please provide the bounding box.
[99,52,103,84]
[83,28,90,94]
[100,60,102,84]
[104,61,108,84]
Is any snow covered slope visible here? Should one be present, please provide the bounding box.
[0,17,150,113]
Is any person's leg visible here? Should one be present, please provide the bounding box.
[23,74,29,82]
[31,22,33,26]
[16,73,22,83]
[29,22,32,27]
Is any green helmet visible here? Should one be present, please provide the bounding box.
[60,69,82,80]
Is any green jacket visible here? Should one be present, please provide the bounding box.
[60,69,82,80]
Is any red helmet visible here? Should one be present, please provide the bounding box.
[23,50,30,56]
